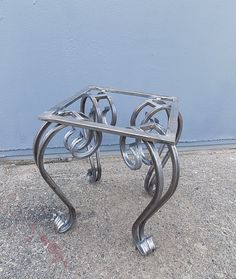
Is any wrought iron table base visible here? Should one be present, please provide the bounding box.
[33,86,183,256]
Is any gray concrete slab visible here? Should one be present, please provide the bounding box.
[0,149,235,279]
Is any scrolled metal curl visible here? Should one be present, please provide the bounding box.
[61,112,102,160]
[129,99,183,197]
[120,99,171,170]
[130,99,168,127]
[120,126,156,170]
[70,131,102,159]
[119,135,142,170]
[80,91,117,125]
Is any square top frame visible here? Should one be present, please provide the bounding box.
[39,86,179,144]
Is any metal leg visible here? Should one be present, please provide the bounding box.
[35,123,76,233]
[144,113,183,197]
[132,142,180,256]
[33,122,51,165]
[87,150,102,183]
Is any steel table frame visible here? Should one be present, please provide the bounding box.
[33,86,183,256]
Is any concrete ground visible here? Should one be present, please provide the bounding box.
[0,149,235,279]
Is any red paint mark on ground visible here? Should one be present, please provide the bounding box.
[24,223,67,267]
[24,223,37,243]
[40,234,67,267]
[24,235,33,243]
[40,234,48,246]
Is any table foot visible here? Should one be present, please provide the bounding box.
[52,211,74,233]
[136,236,156,256]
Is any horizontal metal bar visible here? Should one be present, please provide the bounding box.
[49,86,176,112]
[39,114,176,143]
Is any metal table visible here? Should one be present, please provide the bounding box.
[33,86,183,256]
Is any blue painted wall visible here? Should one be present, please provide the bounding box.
[1,1,236,151]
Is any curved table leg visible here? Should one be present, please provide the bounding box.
[144,112,183,196]
[33,122,51,165]
[35,123,76,233]
[132,142,180,256]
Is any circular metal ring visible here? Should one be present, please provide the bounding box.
[71,130,102,159]
[80,92,117,125]
[98,92,117,125]
[70,128,93,151]
[140,146,153,166]
[63,112,93,152]
[130,99,166,126]
[64,128,76,151]
[140,106,169,136]
[120,136,142,170]
[80,94,103,122]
